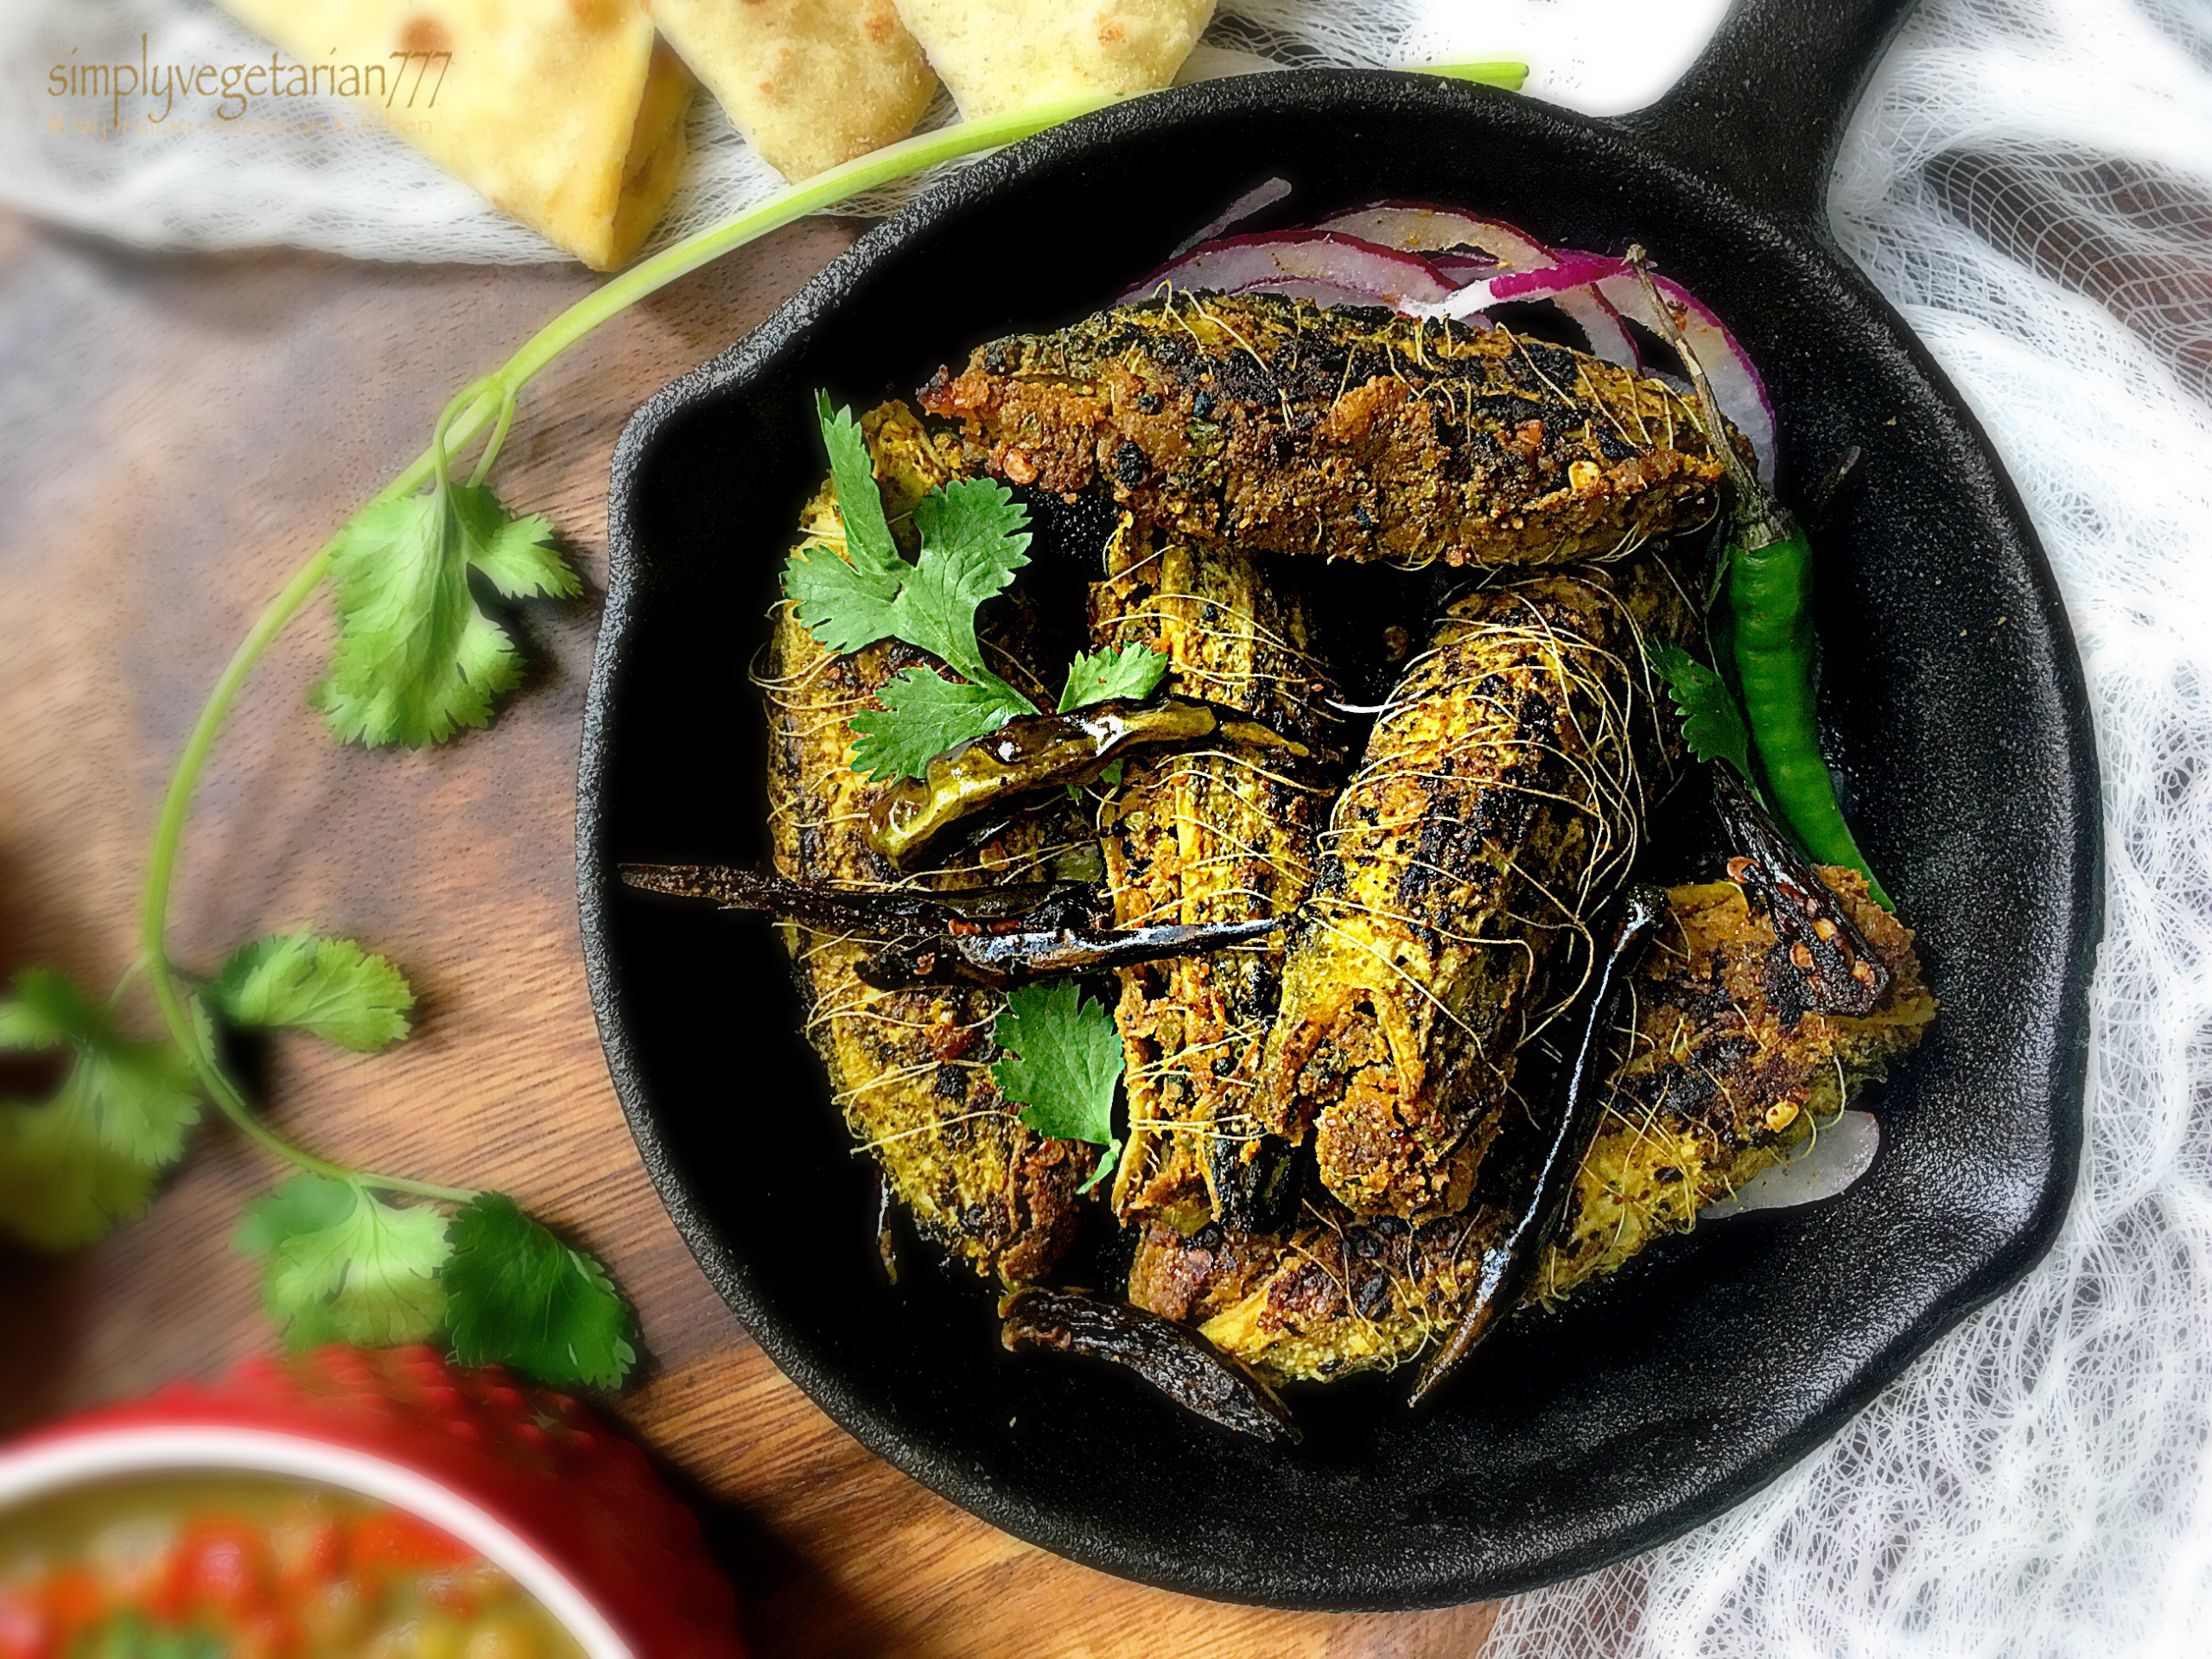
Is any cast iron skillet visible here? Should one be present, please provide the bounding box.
[579,0,2100,1609]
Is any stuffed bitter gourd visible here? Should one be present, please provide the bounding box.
[1091,520,1345,1234]
[1259,554,1697,1220]
[1131,868,1936,1383]
[764,401,1099,1283]
[919,291,1731,569]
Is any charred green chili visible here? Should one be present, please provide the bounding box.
[999,1287,1301,1445]
[1628,250,1892,908]
[866,695,1320,868]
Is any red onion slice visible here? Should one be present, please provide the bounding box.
[1535,289,1639,372]
[1420,252,1775,476]
[1169,176,1294,258]
[1701,1110,1880,1217]
[1595,264,1777,480]
[1470,249,1624,302]
[1313,202,1518,257]
[1432,232,1642,372]
[1319,207,1639,371]
[1430,250,1503,282]
[1438,216,1554,270]
[1118,230,1464,314]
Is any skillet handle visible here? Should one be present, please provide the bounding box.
[1618,0,1918,229]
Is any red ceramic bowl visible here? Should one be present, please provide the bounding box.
[0,1346,742,1658]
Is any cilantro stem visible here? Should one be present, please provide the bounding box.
[105,954,150,1008]
[141,545,332,998]
[468,391,518,489]
[136,544,475,1207]
[1417,60,1531,88]
[497,94,1120,390]
[397,98,1156,499]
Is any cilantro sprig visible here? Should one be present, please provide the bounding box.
[1,946,636,1390]
[0,969,199,1249]
[1649,640,1760,798]
[992,982,1126,1193]
[194,925,638,1386]
[785,398,1167,780]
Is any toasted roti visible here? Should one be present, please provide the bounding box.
[652,0,936,181]
[218,0,694,270]
[892,0,1214,119]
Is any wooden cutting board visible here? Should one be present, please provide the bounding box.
[0,209,1501,1658]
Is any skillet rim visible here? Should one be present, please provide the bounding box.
[580,67,2101,1608]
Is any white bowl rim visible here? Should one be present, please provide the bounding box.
[0,1424,632,1659]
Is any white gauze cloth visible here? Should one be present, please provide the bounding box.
[4,1,2212,1653]
[1450,3,2212,1656]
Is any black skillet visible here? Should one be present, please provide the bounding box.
[578,0,2100,1609]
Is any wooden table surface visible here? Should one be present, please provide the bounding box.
[0,209,1502,1658]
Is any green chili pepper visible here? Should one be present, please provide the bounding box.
[1625,246,1893,910]
[1728,512,1891,908]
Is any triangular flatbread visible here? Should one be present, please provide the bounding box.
[217,0,694,270]
[891,0,1214,120]
[652,0,936,181]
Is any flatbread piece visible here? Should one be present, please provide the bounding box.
[218,0,694,270]
[652,0,936,181]
[892,0,1214,119]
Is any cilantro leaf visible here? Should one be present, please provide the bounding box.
[816,392,899,571]
[1058,644,1170,712]
[849,669,1025,783]
[781,399,912,657]
[211,931,416,1053]
[315,491,517,748]
[785,400,1034,696]
[0,1095,161,1251]
[315,479,575,749]
[782,537,908,659]
[235,1175,449,1347]
[452,485,580,601]
[60,1041,200,1167]
[1649,642,1755,783]
[0,969,201,1249]
[0,968,105,1051]
[445,1193,638,1390]
[903,479,1033,683]
[783,486,1032,690]
[992,981,1125,1193]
